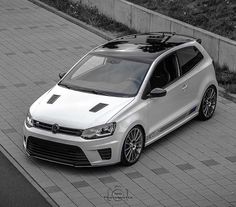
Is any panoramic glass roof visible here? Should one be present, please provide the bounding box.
[93,33,194,63]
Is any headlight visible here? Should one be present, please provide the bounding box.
[81,122,116,139]
[25,112,34,128]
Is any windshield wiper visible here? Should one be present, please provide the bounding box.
[59,83,115,96]
[88,89,111,96]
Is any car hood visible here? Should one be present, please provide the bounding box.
[30,85,134,129]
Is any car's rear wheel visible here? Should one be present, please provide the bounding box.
[198,85,217,121]
[121,126,144,166]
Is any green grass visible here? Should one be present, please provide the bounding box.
[39,0,136,36]
[214,62,236,94]
[127,0,236,41]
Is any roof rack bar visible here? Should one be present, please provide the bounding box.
[144,31,175,35]
[115,32,202,44]
[115,32,174,39]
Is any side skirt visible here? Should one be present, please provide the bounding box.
[145,112,199,147]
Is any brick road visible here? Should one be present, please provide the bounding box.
[0,0,236,206]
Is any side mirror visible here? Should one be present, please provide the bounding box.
[148,88,167,98]
[59,72,66,79]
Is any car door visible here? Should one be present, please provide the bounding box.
[175,46,204,114]
[145,53,190,144]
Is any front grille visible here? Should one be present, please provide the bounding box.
[26,137,90,166]
[98,148,112,160]
[33,120,83,136]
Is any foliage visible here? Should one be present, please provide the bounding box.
[39,0,136,36]
[226,84,236,94]
[214,62,236,94]
[127,0,236,40]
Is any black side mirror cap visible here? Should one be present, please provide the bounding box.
[59,72,66,79]
[147,88,167,98]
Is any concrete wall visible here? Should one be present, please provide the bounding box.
[78,0,236,72]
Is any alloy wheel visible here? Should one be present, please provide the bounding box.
[123,127,144,164]
[202,87,217,118]
[198,86,217,120]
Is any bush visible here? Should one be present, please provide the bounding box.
[214,62,236,94]
[53,0,70,11]
[226,84,236,94]
[127,0,236,40]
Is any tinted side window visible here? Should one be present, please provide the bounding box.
[150,54,179,89]
[176,46,203,75]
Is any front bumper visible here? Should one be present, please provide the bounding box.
[23,122,123,167]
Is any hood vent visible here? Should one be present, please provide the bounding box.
[89,103,108,112]
[47,94,60,104]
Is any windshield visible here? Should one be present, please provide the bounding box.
[59,54,150,97]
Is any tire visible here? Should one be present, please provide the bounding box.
[121,126,144,166]
[198,85,217,121]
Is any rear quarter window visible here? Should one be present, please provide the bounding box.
[176,46,204,75]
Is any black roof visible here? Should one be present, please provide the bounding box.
[92,33,196,63]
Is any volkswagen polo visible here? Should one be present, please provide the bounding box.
[23,32,218,166]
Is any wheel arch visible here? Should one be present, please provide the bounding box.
[119,121,146,160]
[121,122,146,146]
[135,124,146,148]
[197,76,218,105]
[120,123,146,165]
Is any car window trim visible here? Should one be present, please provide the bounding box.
[141,51,181,98]
[176,46,204,77]
[162,53,181,88]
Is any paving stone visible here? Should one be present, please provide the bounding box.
[1,128,17,134]
[34,81,47,85]
[201,159,220,167]
[45,25,54,28]
[125,171,143,179]
[176,163,195,171]
[229,201,236,207]
[40,49,51,53]
[57,48,67,51]
[0,85,6,89]
[14,83,27,87]
[90,44,98,48]
[5,52,16,56]
[225,155,236,163]
[60,23,69,27]
[152,167,170,175]
[29,26,38,29]
[73,46,83,49]
[72,180,90,188]
[44,185,61,194]
[22,51,34,54]
[99,176,117,184]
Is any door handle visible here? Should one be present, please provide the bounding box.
[182,84,188,90]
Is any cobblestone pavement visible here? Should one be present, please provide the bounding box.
[0,0,236,206]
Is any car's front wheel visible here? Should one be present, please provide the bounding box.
[121,126,144,166]
[198,85,217,121]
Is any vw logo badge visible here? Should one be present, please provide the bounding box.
[52,124,60,134]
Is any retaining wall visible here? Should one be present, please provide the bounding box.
[78,0,236,72]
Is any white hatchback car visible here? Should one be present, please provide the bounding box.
[23,33,218,167]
